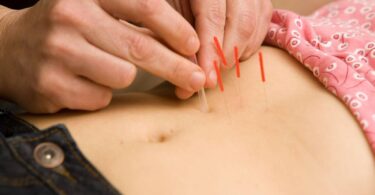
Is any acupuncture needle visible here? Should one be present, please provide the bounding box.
[192,55,210,113]
[258,51,269,110]
[171,1,208,112]
[234,46,243,107]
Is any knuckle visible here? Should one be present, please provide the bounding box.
[44,34,72,57]
[138,0,162,17]
[127,34,153,61]
[49,0,88,27]
[33,68,59,100]
[167,61,191,84]
[49,1,75,23]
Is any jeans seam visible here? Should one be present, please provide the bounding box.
[53,128,120,194]
[6,114,40,134]
[11,128,60,143]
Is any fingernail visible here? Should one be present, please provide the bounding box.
[190,71,206,91]
[209,70,217,87]
[187,36,199,53]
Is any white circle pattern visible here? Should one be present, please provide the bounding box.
[325,63,337,72]
[356,91,369,101]
[265,1,375,152]
[352,62,363,70]
[350,99,362,109]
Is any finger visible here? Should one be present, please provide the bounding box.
[223,0,255,68]
[168,0,195,25]
[64,76,113,111]
[99,0,200,56]
[79,7,206,92]
[63,39,137,89]
[119,20,156,38]
[231,0,273,62]
[240,46,254,61]
[40,66,112,111]
[119,20,168,47]
[43,25,137,90]
[238,14,269,61]
[190,0,227,88]
[175,87,195,100]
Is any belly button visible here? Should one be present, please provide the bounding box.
[147,129,176,143]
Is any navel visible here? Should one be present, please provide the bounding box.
[146,128,176,143]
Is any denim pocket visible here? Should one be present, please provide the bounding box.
[0,112,120,195]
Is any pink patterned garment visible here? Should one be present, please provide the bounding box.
[265,0,375,153]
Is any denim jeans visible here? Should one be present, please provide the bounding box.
[0,110,120,195]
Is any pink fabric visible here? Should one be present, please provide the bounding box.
[265,0,375,153]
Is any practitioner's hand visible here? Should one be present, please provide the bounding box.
[0,0,206,113]
[169,0,273,99]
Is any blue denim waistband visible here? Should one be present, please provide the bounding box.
[0,110,120,195]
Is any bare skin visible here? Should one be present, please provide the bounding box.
[23,47,375,195]
[0,0,204,113]
[0,0,273,113]
[166,0,273,98]
[18,1,374,194]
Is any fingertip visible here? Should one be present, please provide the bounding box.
[205,70,217,89]
[189,71,206,91]
[203,63,217,89]
[175,87,195,100]
[186,35,201,55]
[120,63,138,89]
[240,47,255,61]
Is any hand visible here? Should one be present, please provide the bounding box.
[168,0,273,99]
[0,0,206,113]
